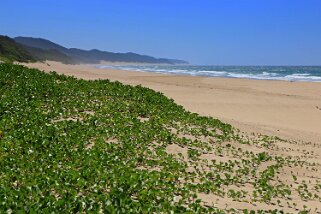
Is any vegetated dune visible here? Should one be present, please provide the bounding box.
[0,63,320,213]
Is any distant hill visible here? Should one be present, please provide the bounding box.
[65,48,180,64]
[14,37,189,65]
[24,46,75,64]
[15,37,68,53]
[0,36,35,62]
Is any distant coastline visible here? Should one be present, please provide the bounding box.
[0,35,189,65]
[13,36,189,65]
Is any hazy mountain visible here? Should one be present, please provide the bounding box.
[14,37,189,65]
[160,58,189,65]
[65,48,178,64]
[0,35,35,62]
[15,36,68,53]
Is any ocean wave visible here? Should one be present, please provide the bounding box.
[288,73,310,76]
[262,72,278,76]
[284,74,321,81]
[94,65,321,82]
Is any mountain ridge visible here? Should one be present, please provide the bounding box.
[14,36,189,65]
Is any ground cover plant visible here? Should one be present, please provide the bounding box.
[0,63,320,213]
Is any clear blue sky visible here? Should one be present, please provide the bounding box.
[1,0,321,65]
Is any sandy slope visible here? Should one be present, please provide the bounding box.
[22,61,321,144]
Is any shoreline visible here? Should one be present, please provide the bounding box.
[95,64,321,83]
[22,61,321,144]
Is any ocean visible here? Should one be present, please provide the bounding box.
[96,65,321,82]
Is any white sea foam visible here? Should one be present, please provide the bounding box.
[284,74,321,81]
[262,72,278,76]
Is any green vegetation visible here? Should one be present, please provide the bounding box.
[0,36,35,63]
[0,64,320,213]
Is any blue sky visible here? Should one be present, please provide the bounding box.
[1,0,321,65]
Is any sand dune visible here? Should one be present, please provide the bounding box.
[23,61,321,144]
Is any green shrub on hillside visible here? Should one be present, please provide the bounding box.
[0,36,35,62]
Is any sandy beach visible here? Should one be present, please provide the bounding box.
[23,61,321,144]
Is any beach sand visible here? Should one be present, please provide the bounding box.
[22,61,321,144]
